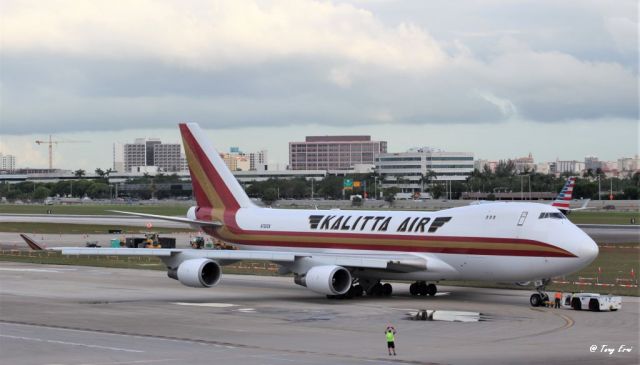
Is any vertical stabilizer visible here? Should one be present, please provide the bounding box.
[179,123,254,210]
[551,177,576,211]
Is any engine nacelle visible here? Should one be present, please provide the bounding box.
[294,265,352,295]
[172,258,221,288]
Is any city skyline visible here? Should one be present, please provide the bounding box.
[1,1,637,170]
[1,124,637,173]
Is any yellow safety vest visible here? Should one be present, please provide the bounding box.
[386,331,395,342]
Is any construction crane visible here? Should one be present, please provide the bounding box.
[35,135,90,169]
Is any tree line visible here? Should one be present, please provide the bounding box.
[1,164,638,203]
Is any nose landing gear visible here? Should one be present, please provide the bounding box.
[529,278,551,307]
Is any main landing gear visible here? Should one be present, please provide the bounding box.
[409,281,437,297]
[529,279,551,307]
[327,279,393,299]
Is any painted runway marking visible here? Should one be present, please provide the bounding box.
[46,359,179,365]
[173,302,237,308]
[0,268,64,273]
[0,334,144,353]
[236,308,256,312]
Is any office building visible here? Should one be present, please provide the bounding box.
[0,153,16,172]
[376,148,474,192]
[119,138,187,172]
[289,135,387,170]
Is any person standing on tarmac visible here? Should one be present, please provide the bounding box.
[385,325,397,356]
[554,291,562,308]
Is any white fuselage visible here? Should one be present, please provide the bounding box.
[202,202,599,282]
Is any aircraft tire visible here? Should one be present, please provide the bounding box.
[418,283,428,296]
[409,283,418,296]
[426,284,437,296]
[529,293,542,307]
[383,283,392,297]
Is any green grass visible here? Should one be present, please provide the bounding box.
[568,211,640,225]
[0,204,190,216]
[1,222,193,234]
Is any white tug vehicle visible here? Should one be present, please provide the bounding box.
[562,293,622,312]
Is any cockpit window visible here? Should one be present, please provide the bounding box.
[538,212,566,219]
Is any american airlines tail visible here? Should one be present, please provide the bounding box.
[551,176,576,211]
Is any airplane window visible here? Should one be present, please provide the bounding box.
[539,212,565,219]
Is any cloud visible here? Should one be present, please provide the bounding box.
[0,0,446,71]
[0,0,637,136]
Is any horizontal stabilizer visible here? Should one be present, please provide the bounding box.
[109,210,223,227]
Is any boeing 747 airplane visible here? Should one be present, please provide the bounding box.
[26,123,599,306]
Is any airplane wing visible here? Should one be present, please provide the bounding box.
[108,210,222,227]
[53,247,440,272]
[20,235,450,273]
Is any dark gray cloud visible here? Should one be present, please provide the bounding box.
[1,0,637,136]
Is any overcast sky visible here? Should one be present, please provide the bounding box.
[1,0,638,171]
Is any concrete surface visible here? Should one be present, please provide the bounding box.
[1,262,638,365]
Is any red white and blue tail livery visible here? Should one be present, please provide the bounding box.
[551,177,576,211]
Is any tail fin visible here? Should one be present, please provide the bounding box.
[20,234,45,250]
[551,176,576,210]
[179,123,254,210]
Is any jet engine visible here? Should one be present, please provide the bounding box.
[294,265,352,295]
[169,258,221,288]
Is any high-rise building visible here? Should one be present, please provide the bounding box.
[376,148,474,192]
[120,138,187,172]
[555,160,585,174]
[289,135,387,170]
[123,142,146,172]
[618,156,639,172]
[145,139,161,166]
[113,143,124,172]
[154,144,187,172]
[0,153,16,172]
[584,156,601,171]
[249,150,268,171]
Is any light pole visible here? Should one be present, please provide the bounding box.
[374,176,378,200]
[597,176,601,200]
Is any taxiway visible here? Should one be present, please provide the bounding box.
[0,262,637,365]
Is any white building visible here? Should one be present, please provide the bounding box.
[154,144,188,172]
[119,138,188,173]
[249,150,268,171]
[0,153,16,172]
[618,156,639,172]
[123,142,146,172]
[376,148,474,192]
[113,143,124,172]
[555,160,585,174]
[535,162,551,175]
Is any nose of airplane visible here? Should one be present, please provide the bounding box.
[575,230,599,265]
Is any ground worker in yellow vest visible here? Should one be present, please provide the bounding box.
[385,325,397,356]
[554,291,562,308]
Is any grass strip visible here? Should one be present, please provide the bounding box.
[0,223,193,234]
